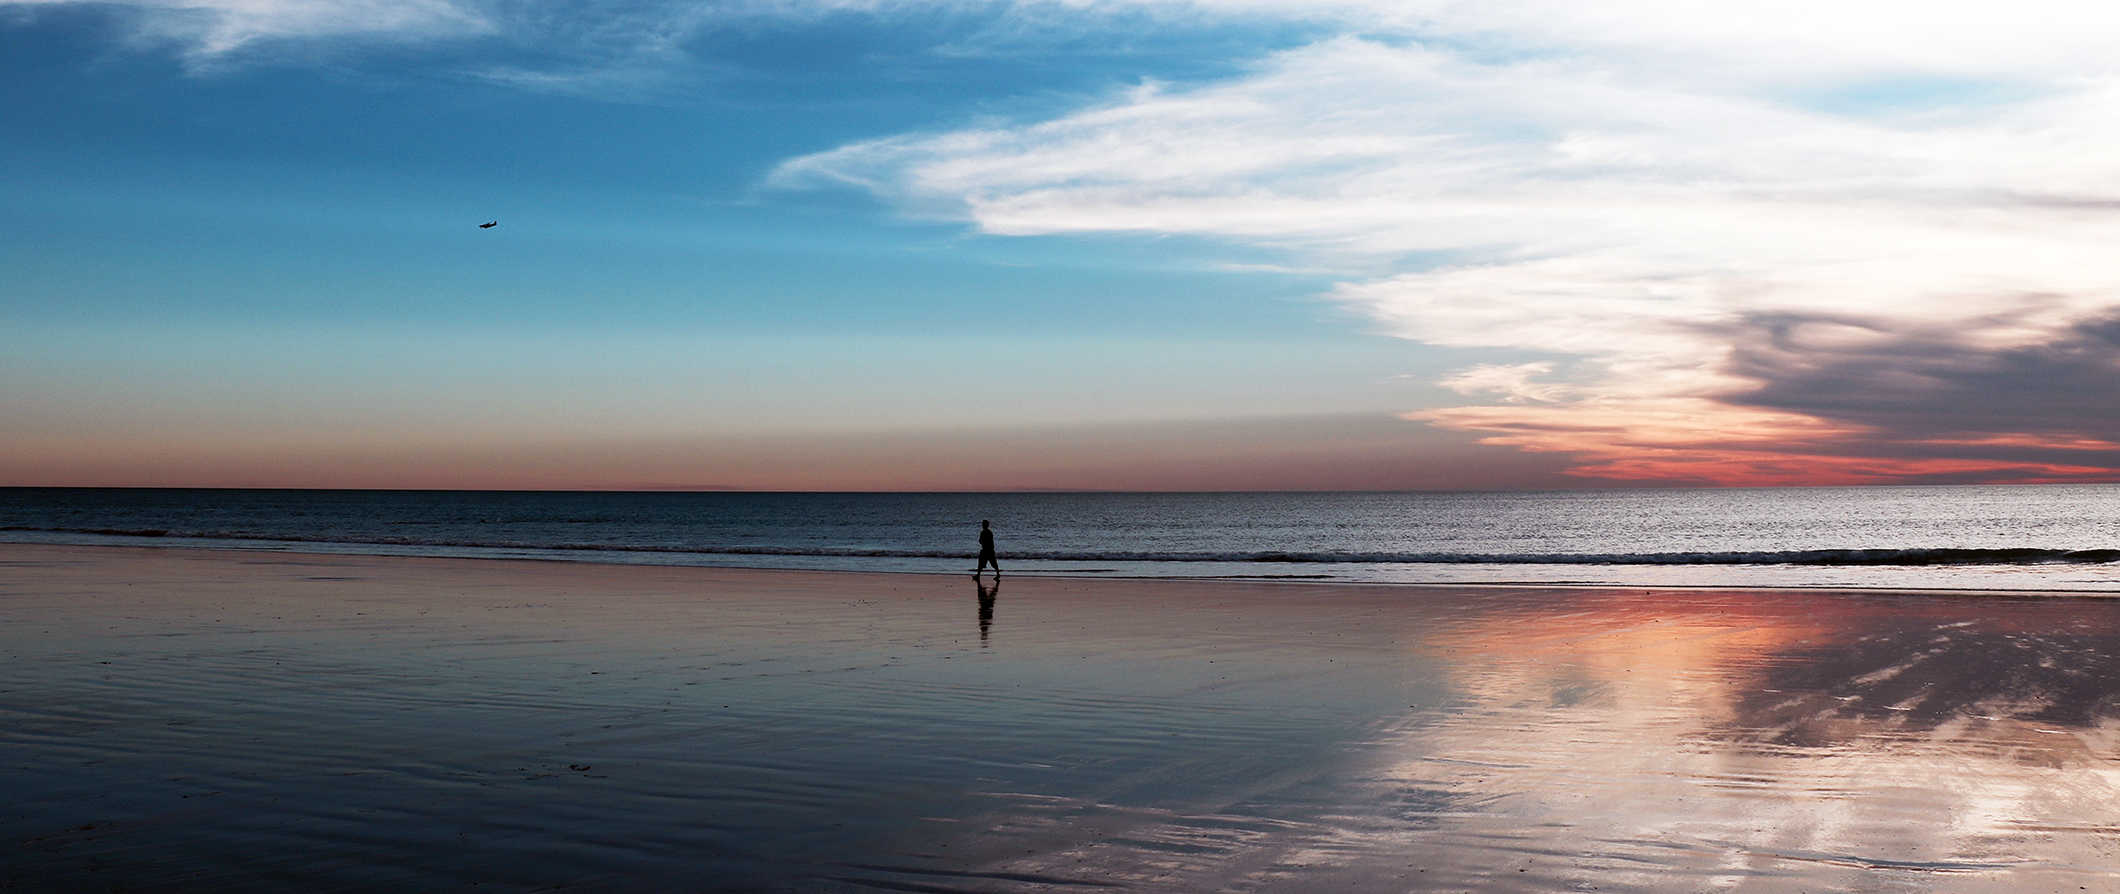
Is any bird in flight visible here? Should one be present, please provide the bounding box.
[479,220,498,229]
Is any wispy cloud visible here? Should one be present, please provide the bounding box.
[3,0,1379,80]
[24,0,2120,90]
[774,9,2120,484]
[1,0,491,59]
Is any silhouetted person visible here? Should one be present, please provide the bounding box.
[975,520,1000,577]
[976,577,997,645]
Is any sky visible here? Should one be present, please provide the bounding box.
[7,0,2120,490]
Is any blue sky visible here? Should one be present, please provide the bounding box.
[4,3,1453,488]
[9,1,2120,489]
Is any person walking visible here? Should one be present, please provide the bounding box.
[975,520,1000,577]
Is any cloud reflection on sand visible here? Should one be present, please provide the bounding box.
[8,546,2119,892]
[1375,594,2118,889]
[955,592,2120,892]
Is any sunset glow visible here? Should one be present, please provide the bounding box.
[9,1,2120,488]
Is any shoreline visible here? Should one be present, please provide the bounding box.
[6,538,2119,598]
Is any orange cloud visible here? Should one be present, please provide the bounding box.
[1415,398,2120,487]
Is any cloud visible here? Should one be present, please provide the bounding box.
[1723,310,2120,444]
[2,0,1371,79]
[1437,362,1569,405]
[23,0,2120,90]
[773,12,2120,484]
[1,0,491,57]
[0,0,1403,89]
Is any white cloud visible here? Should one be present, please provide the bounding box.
[1,0,491,56]
[1437,362,1568,404]
[773,13,2120,482]
[22,0,2120,84]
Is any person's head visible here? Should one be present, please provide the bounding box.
[981,519,990,528]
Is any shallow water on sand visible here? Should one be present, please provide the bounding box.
[4,544,2119,891]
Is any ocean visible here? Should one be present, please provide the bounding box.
[4,485,2119,591]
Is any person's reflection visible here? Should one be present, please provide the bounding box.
[976,577,998,646]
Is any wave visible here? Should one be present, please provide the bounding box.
[8,527,173,538]
[6,526,2119,567]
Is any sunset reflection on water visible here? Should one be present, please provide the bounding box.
[7,547,2118,891]
[1302,591,2120,891]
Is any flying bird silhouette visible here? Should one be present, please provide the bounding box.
[479,220,498,229]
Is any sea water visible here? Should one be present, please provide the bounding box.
[4,485,2120,591]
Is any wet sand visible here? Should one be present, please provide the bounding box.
[4,543,2118,892]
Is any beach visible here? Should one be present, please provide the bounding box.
[5,542,2118,892]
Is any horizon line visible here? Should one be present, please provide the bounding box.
[0,481,2100,495]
